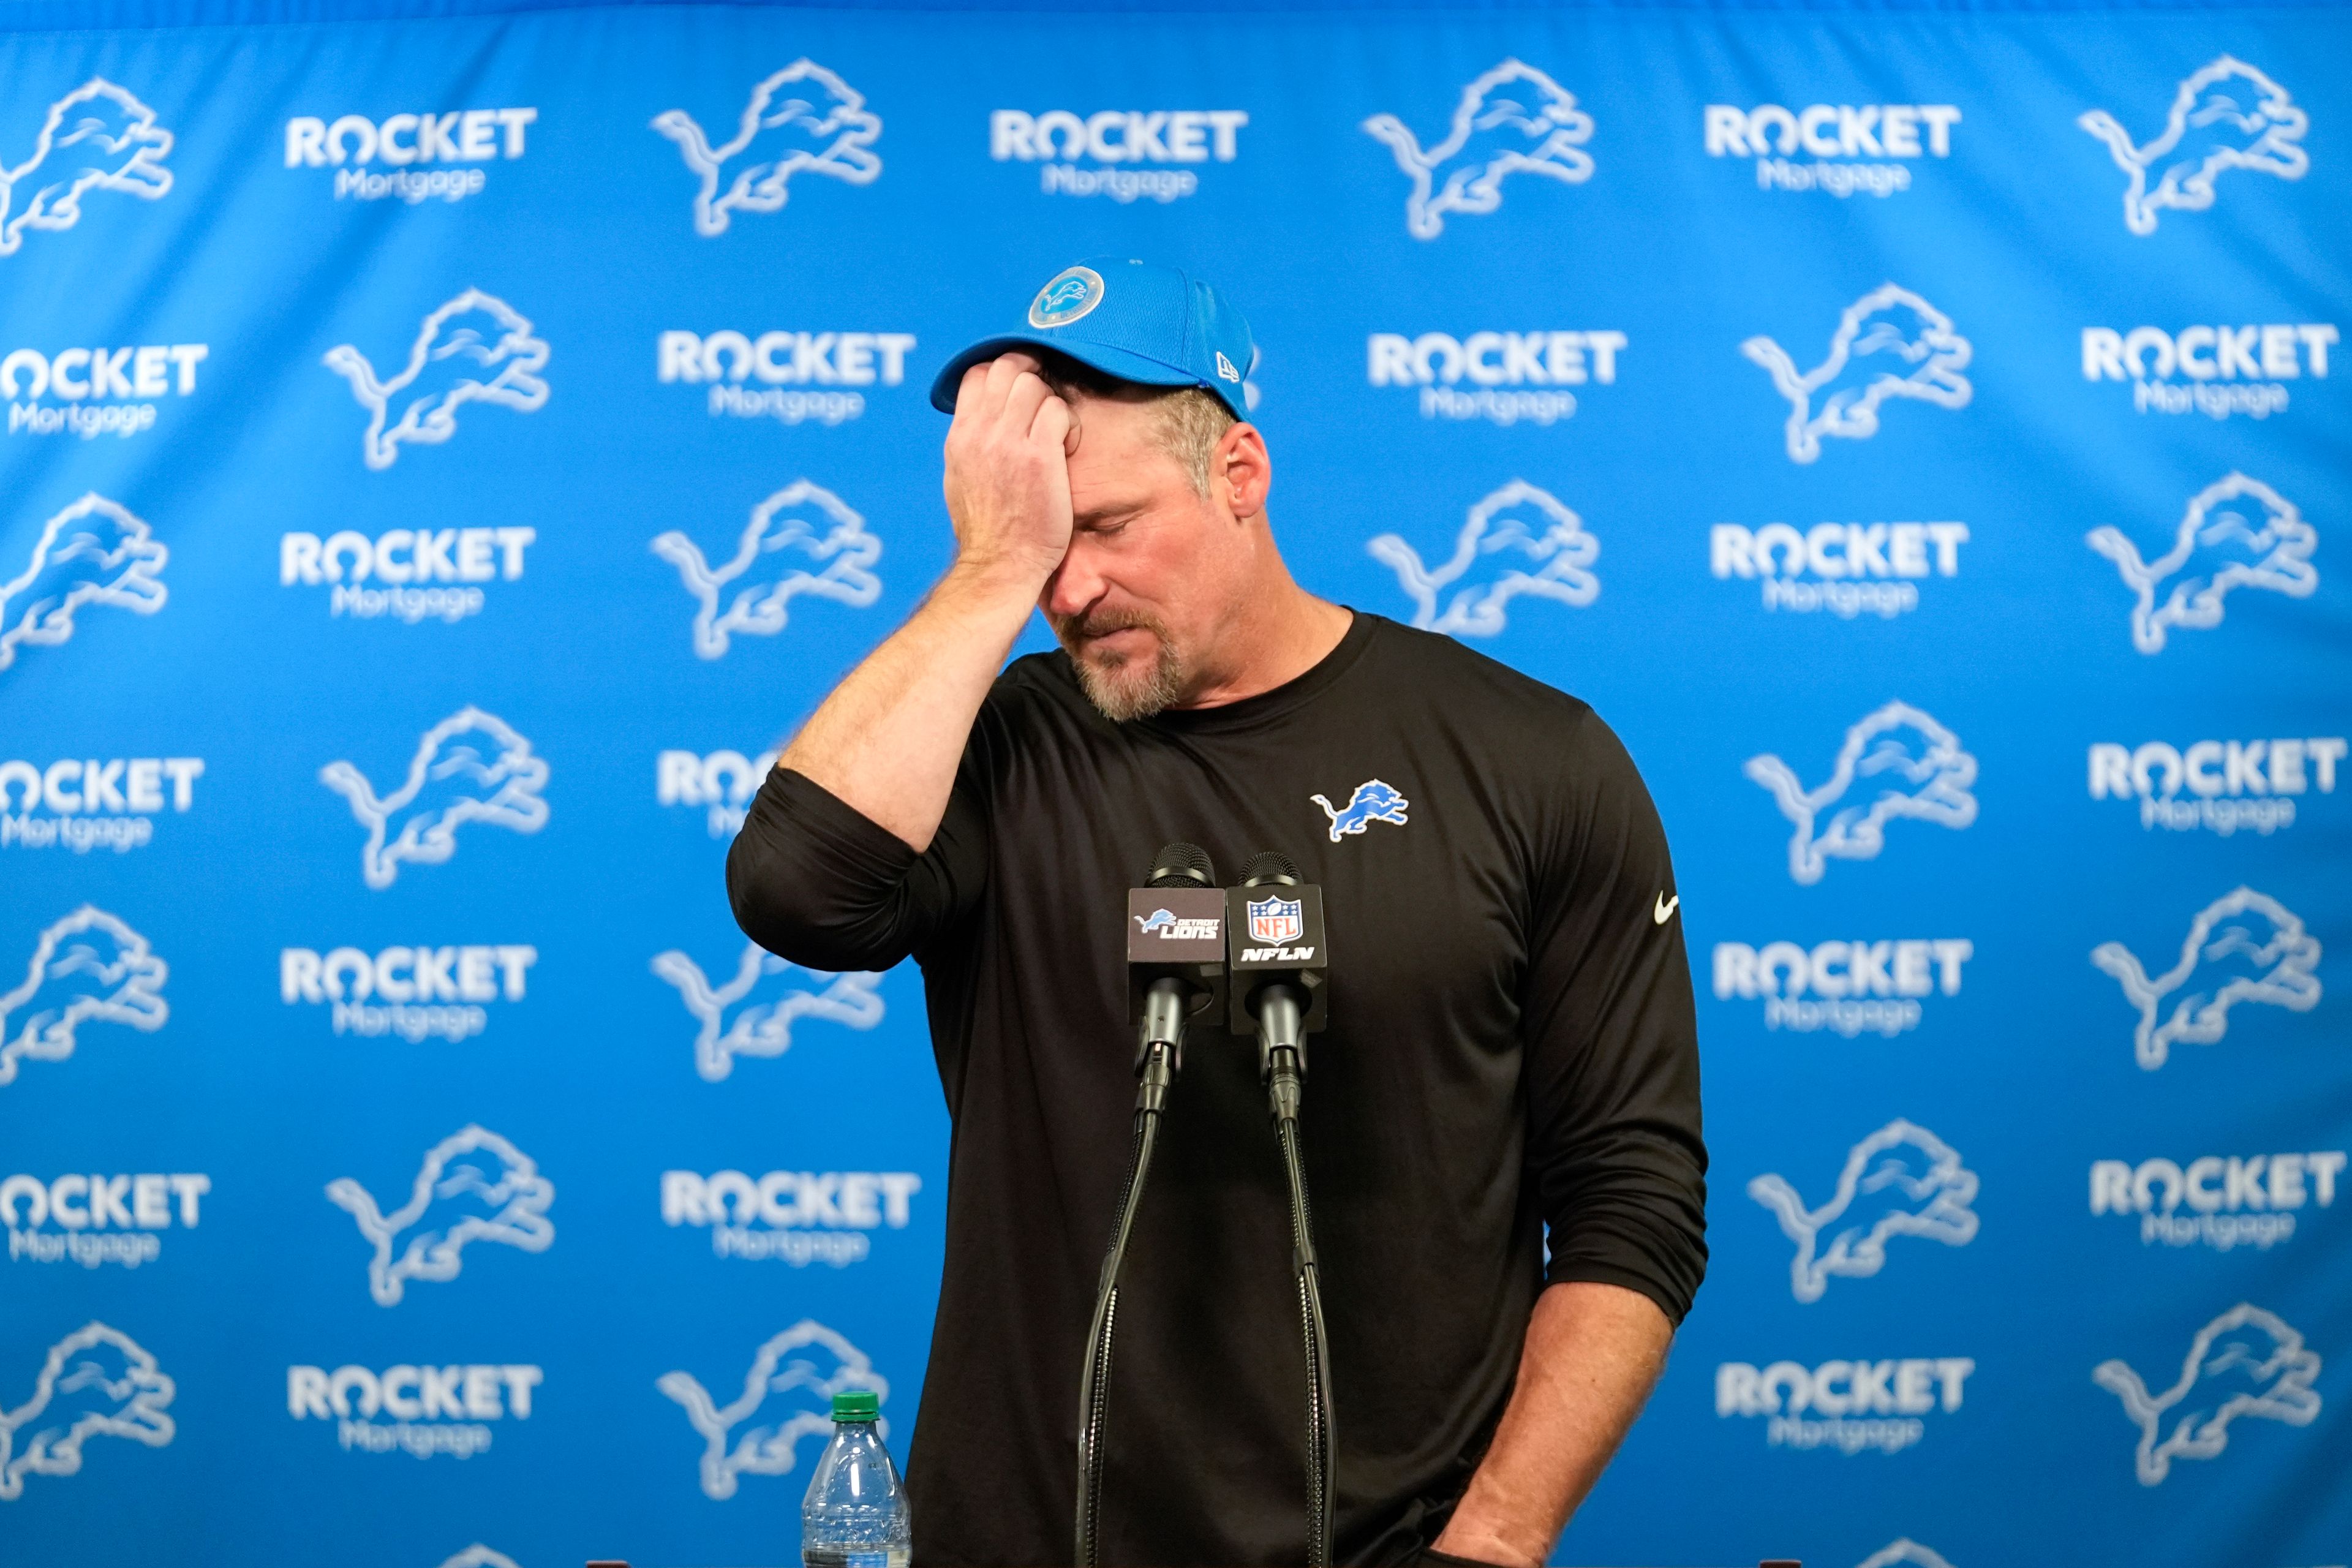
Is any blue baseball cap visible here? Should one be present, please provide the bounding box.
[929,257,1256,421]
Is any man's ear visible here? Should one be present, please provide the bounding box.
[1216,423,1271,521]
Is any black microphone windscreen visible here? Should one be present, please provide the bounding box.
[1240,850,1302,888]
[1148,842,1216,888]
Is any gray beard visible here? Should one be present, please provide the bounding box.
[1052,605,1191,722]
[1058,622,1185,722]
[1071,638,1186,722]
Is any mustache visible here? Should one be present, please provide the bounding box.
[1051,606,1168,644]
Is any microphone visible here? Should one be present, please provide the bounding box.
[1079,842,1223,1567]
[1226,851,1328,1093]
[1229,850,1336,1567]
[1126,842,1227,1093]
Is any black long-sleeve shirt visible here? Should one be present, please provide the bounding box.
[728,611,1706,1567]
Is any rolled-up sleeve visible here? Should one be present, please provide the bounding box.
[726,765,989,973]
[1518,711,1708,1326]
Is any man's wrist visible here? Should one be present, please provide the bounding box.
[940,549,1054,609]
[1432,1514,1545,1568]
[1419,1546,1519,1568]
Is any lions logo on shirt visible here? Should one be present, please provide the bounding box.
[1312,778,1411,842]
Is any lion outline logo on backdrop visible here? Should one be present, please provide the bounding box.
[0,494,167,673]
[1856,1544,1956,1568]
[658,1321,888,1500]
[1743,284,1972,464]
[0,1322,174,1499]
[1746,701,1978,884]
[322,289,549,470]
[2093,1302,2321,1483]
[434,1550,523,1568]
[2078,56,2308,236]
[649,941,885,1082]
[0,907,167,1089]
[2090,887,2320,1070]
[2086,473,2316,654]
[1362,60,1594,239]
[1748,1118,1980,1303]
[652,61,883,237]
[651,481,883,660]
[1367,480,1599,636]
[0,79,172,257]
[325,1125,556,1306]
[320,706,550,889]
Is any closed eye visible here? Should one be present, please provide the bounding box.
[1074,506,1145,537]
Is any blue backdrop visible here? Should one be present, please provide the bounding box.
[2,2,2347,1566]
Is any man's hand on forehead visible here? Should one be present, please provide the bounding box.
[965,353,1085,451]
[941,350,1080,588]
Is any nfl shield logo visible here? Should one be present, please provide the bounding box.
[1247,894,1303,944]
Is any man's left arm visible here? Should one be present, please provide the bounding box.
[1436,707,1708,1566]
[1431,1282,1671,1567]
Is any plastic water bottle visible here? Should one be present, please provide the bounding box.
[801,1390,911,1568]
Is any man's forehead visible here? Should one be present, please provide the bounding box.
[1068,405,1188,488]
[1068,469,1169,524]
[1063,386,1162,439]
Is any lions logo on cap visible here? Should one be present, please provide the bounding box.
[1028,266,1105,329]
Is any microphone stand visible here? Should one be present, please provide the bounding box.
[1257,985,1336,1568]
[1077,843,1221,1568]
[1074,979,1182,1568]
[1234,848,1336,1568]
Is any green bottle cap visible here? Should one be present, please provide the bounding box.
[832,1390,880,1421]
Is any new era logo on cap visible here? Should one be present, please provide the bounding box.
[930,256,1256,421]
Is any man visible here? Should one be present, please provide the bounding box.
[728,258,1705,1567]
